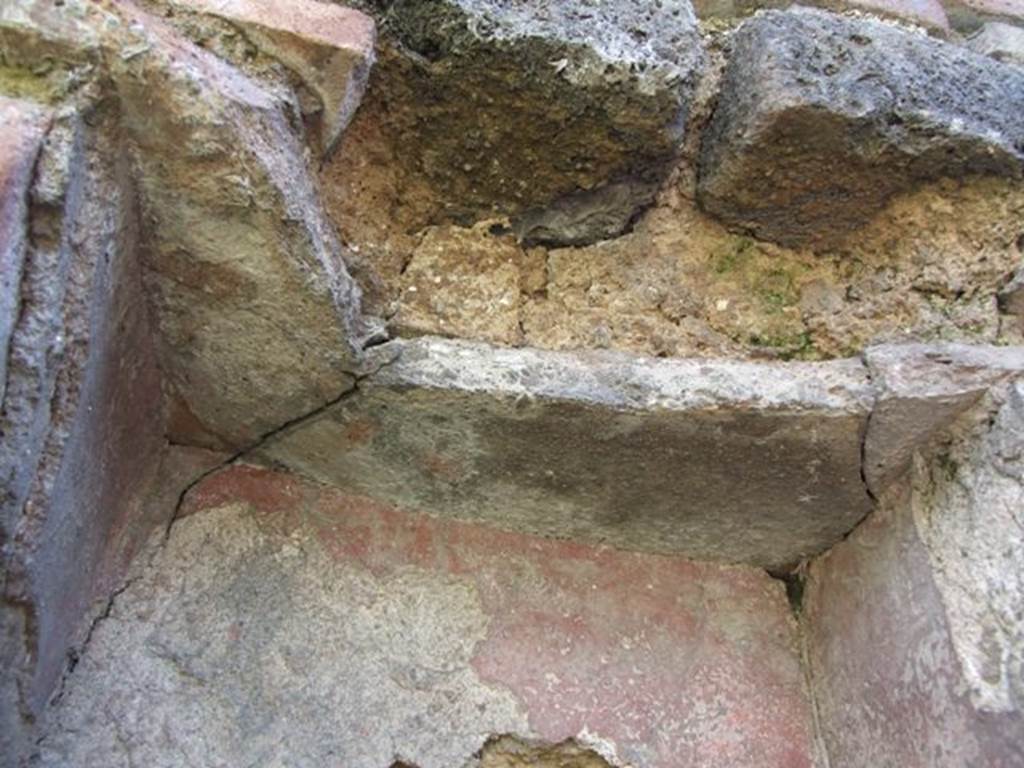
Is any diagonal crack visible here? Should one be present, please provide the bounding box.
[162,342,401,541]
[54,345,401,710]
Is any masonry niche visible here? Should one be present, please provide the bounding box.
[1,0,1022,766]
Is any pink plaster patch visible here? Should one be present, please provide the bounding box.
[180,464,310,518]
[186,466,815,768]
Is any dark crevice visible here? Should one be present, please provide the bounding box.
[857,350,880,506]
[768,566,808,617]
[766,563,832,768]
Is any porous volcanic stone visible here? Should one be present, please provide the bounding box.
[350,0,704,245]
[698,8,1024,248]
[37,466,815,768]
[253,336,875,567]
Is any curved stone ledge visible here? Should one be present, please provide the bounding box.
[254,337,877,567]
[254,337,1024,567]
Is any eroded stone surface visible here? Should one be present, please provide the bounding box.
[1000,265,1024,324]
[944,0,1024,30]
[365,173,1023,360]
[108,2,369,448]
[0,96,52,408]
[1,0,372,450]
[967,20,1024,63]
[693,0,950,30]
[174,0,376,153]
[253,336,875,567]
[392,222,528,345]
[805,383,1024,767]
[324,0,704,247]
[0,93,58,768]
[912,381,1024,716]
[698,8,1024,247]
[0,104,170,763]
[37,466,814,768]
[863,343,1024,495]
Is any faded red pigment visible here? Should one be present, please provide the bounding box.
[184,464,815,768]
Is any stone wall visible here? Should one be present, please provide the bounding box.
[0,98,169,761]
[804,382,1024,766]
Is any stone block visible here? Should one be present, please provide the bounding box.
[698,8,1024,248]
[0,108,169,765]
[692,0,949,32]
[0,0,379,448]
[106,3,372,448]
[863,343,1024,495]
[844,0,950,28]
[340,0,704,245]
[967,20,1024,64]
[804,381,1024,766]
[253,336,875,567]
[175,0,376,153]
[944,0,1024,30]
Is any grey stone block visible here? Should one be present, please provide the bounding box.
[698,8,1024,247]
[967,21,1024,66]
[863,342,1024,495]
[369,0,705,245]
[254,336,875,567]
